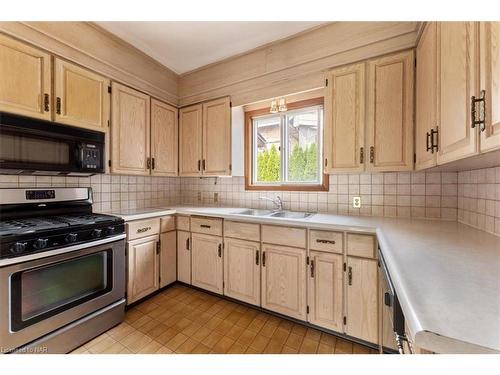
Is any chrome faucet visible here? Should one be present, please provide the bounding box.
[259,196,284,211]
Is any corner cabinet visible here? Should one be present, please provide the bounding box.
[179,97,231,176]
[110,82,151,175]
[366,50,414,171]
[0,33,52,120]
[151,98,178,176]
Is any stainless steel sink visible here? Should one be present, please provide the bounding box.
[270,211,314,219]
[237,209,274,216]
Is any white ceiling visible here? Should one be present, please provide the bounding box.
[96,22,325,74]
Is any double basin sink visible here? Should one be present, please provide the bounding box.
[236,209,314,219]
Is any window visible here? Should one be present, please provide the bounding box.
[245,98,328,191]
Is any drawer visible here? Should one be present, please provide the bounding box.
[309,230,343,253]
[346,233,376,258]
[176,215,190,231]
[261,225,306,248]
[160,216,176,233]
[224,221,260,241]
[191,216,223,236]
[126,218,160,241]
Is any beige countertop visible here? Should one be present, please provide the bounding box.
[108,205,500,354]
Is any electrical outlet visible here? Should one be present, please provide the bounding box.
[352,196,361,208]
[197,191,202,201]
[214,192,219,203]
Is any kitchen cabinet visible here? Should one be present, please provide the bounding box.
[307,251,343,332]
[110,82,150,175]
[345,256,378,344]
[415,22,438,170]
[54,58,110,131]
[479,21,500,153]
[179,97,231,176]
[324,62,365,172]
[151,98,178,176]
[437,22,478,164]
[127,235,159,304]
[366,50,414,171]
[223,238,260,306]
[0,33,51,120]
[177,230,191,284]
[159,230,176,288]
[191,233,223,294]
[261,243,307,320]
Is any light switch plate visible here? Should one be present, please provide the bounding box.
[197,191,202,201]
[352,196,361,208]
[214,192,219,203]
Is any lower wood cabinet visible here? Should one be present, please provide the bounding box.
[191,233,223,294]
[345,256,379,343]
[223,238,260,306]
[261,244,307,320]
[127,234,159,304]
[177,230,191,284]
[307,251,344,332]
[159,230,177,288]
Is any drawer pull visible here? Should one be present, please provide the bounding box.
[316,239,336,245]
[136,226,151,234]
[348,266,353,285]
[200,224,211,229]
[255,250,259,265]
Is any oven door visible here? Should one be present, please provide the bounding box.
[0,112,104,175]
[0,238,125,352]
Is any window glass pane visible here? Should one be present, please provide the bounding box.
[254,116,281,183]
[286,107,321,183]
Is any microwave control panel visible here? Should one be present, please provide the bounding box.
[80,144,102,170]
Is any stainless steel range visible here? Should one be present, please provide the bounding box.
[0,188,126,354]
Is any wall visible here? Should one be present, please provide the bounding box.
[457,167,500,236]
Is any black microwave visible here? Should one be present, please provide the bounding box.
[0,112,105,176]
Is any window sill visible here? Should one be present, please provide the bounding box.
[245,176,329,192]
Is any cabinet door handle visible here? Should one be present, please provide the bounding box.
[200,224,211,229]
[202,159,206,171]
[147,157,151,169]
[198,160,201,171]
[56,97,61,114]
[316,239,335,245]
[156,241,160,255]
[359,147,364,164]
[369,146,374,163]
[426,131,431,152]
[255,250,259,265]
[186,238,190,250]
[262,251,266,267]
[218,243,222,257]
[471,90,486,130]
[43,93,50,112]
[151,157,155,170]
[310,260,315,278]
[348,266,353,285]
[430,127,439,153]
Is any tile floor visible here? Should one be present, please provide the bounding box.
[71,284,378,354]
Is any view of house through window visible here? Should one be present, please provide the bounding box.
[252,104,323,186]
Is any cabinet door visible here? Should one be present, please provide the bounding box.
[437,22,478,164]
[224,238,260,306]
[54,58,110,131]
[307,251,343,332]
[110,82,150,175]
[367,50,414,171]
[479,22,500,152]
[324,63,365,172]
[261,244,307,320]
[159,231,176,288]
[0,34,51,120]
[415,22,438,170]
[179,104,202,176]
[127,235,159,304]
[191,233,223,294]
[202,96,231,176]
[346,257,378,344]
[177,230,191,284]
[151,98,178,176]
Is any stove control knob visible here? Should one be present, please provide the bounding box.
[10,242,27,254]
[65,233,78,243]
[107,226,115,235]
[33,238,49,250]
[91,229,103,238]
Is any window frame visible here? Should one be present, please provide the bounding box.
[244,97,328,191]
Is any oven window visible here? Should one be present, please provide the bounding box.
[0,134,70,165]
[10,251,113,331]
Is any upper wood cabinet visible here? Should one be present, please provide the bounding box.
[151,98,178,176]
[223,238,260,306]
[479,22,500,153]
[179,97,231,176]
[54,58,110,131]
[191,233,223,294]
[261,243,307,320]
[202,96,232,175]
[110,82,150,175]
[179,104,203,176]
[0,34,51,120]
[366,50,414,171]
[437,22,478,164]
[127,235,159,304]
[415,22,438,170]
[324,62,365,172]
